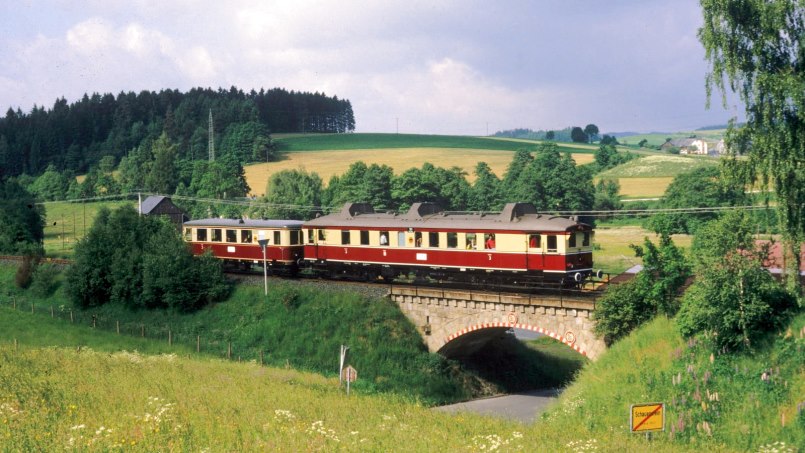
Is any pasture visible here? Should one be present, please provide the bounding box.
[617,129,725,147]
[40,200,135,258]
[244,147,595,196]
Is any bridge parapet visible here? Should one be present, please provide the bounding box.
[388,285,606,360]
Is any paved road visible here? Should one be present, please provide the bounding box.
[434,388,560,424]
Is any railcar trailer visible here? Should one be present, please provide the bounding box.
[183,218,305,273]
[301,202,595,285]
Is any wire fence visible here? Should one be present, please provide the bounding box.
[0,293,271,366]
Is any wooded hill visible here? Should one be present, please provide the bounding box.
[0,87,355,177]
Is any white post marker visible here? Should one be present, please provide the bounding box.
[339,345,349,386]
[258,231,269,296]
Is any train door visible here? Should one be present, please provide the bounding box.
[526,233,544,271]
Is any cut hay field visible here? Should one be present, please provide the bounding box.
[245,148,595,196]
[594,226,692,274]
[596,154,718,199]
[617,129,725,147]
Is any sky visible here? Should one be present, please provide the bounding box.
[0,0,741,136]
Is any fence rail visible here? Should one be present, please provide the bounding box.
[0,294,271,366]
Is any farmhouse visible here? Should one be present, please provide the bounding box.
[138,195,188,228]
[661,138,709,155]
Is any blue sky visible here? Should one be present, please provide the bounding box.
[0,0,740,135]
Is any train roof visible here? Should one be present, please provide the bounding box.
[184,218,304,229]
[303,202,590,232]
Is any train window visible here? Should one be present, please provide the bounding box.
[447,232,458,248]
[226,229,237,243]
[379,231,389,246]
[290,230,301,245]
[184,228,191,241]
[429,232,439,248]
[211,229,222,242]
[414,232,422,247]
[528,234,541,248]
[360,230,370,245]
[546,235,557,252]
[318,229,326,241]
[241,230,252,244]
[465,233,477,250]
[341,230,351,245]
[397,231,406,247]
[307,229,314,244]
[196,229,207,241]
[569,233,577,248]
[583,232,590,246]
[274,231,281,245]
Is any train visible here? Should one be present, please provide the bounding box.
[183,202,597,286]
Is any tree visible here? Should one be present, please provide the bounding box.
[600,135,619,146]
[28,164,70,201]
[145,132,178,194]
[700,0,805,291]
[545,130,555,140]
[391,163,470,211]
[583,124,599,143]
[676,211,797,351]
[255,169,322,220]
[593,234,690,345]
[323,161,394,210]
[570,126,588,143]
[638,139,648,148]
[0,179,45,255]
[67,205,229,311]
[468,162,501,211]
[646,166,746,235]
[593,179,622,216]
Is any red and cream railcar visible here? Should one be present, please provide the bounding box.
[183,218,305,273]
[302,202,594,284]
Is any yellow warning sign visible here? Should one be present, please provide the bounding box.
[630,403,664,432]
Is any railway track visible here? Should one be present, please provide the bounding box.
[1,254,608,299]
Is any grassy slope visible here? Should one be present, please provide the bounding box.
[596,155,718,199]
[3,296,800,451]
[618,130,726,148]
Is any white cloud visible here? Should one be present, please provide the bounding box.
[66,18,114,55]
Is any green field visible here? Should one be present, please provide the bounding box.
[617,129,726,148]
[40,200,134,258]
[274,132,598,154]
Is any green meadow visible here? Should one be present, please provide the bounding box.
[273,132,598,155]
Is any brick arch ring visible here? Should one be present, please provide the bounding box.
[444,322,588,356]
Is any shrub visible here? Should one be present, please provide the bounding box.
[30,263,61,297]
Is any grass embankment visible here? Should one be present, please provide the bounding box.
[2,296,800,451]
[1,262,584,405]
[596,155,718,199]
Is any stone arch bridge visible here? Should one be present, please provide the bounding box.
[388,285,606,360]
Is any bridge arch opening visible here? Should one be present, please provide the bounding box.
[436,322,589,393]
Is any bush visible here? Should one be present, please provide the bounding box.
[676,211,798,351]
[30,263,61,297]
[14,255,38,289]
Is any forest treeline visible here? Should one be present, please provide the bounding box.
[0,86,355,178]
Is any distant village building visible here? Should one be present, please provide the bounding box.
[660,138,709,155]
[139,195,188,228]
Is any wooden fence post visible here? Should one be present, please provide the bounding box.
[70,311,73,323]
[116,321,120,334]
[197,335,200,353]
[31,302,34,314]
[141,325,144,337]
[260,350,264,366]
[168,329,172,346]
[227,342,231,360]
[51,305,54,318]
